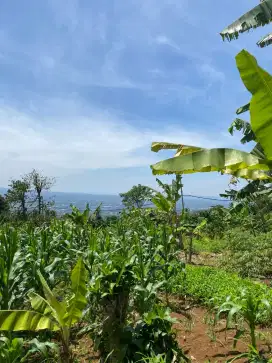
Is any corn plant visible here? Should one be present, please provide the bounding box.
[216,292,272,362]
[0,258,87,363]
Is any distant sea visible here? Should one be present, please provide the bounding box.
[0,188,229,216]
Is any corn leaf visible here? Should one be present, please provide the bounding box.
[0,310,59,331]
[236,50,272,159]
[64,258,87,326]
[220,0,272,42]
[151,148,271,177]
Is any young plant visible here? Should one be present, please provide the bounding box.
[216,292,272,361]
[0,258,87,363]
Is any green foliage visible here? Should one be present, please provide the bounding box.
[220,0,272,48]
[0,336,58,363]
[217,292,272,350]
[220,230,272,278]
[236,49,272,159]
[125,306,188,363]
[120,184,153,209]
[0,337,24,363]
[172,265,272,324]
[0,258,87,362]
[6,180,30,219]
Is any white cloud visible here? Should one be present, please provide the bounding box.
[0,101,241,188]
[155,35,181,52]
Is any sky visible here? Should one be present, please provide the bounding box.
[0,0,270,195]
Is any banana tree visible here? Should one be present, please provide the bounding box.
[220,0,272,48]
[0,258,87,363]
[151,50,272,181]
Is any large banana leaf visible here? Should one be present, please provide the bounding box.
[257,32,272,47]
[0,310,59,331]
[151,148,271,177]
[64,258,87,326]
[236,50,272,159]
[220,0,272,42]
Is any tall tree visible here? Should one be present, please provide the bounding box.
[5,180,30,218]
[220,0,272,48]
[0,195,8,215]
[120,184,153,209]
[26,169,55,214]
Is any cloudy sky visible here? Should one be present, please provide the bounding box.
[0,0,269,195]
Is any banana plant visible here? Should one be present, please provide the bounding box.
[150,51,272,181]
[0,258,87,363]
[220,0,272,48]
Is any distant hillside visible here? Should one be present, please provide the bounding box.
[0,188,229,214]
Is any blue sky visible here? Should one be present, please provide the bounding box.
[0,0,270,195]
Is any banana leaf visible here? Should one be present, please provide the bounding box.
[236,50,272,159]
[228,118,256,144]
[64,258,87,326]
[151,142,202,156]
[257,32,272,47]
[224,168,271,181]
[151,148,271,177]
[0,310,59,331]
[236,103,250,115]
[220,0,272,42]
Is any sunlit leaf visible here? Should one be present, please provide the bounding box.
[151,148,271,177]
[0,310,59,331]
[236,50,272,159]
[64,258,87,326]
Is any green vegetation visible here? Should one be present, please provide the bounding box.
[1,14,272,363]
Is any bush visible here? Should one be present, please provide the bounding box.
[220,230,272,278]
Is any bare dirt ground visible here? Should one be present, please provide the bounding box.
[173,307,272,363]
[73,305,272,362]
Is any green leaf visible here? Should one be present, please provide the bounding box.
[236,103,250,115]
[64,258,87,326]
[152,194,172,213]
[220,0,272,42]
[228,118,255,144]
[38,271,66,324]
[233,329,245,348]
[151,148,271,177]
[0,310,59,331]
[224,168,272,181]
[236,50,272,159]
[151,142,202,156]
[28,292,53,316]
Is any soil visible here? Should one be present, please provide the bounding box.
[73,305,272,363]
[173,307,272,363]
